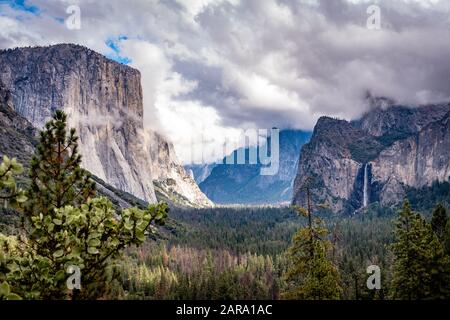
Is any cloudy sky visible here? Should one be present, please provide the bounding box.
[1,0,450,163]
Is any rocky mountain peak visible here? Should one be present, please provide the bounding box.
[314,117,362,143]
[0,44,211,207]
[0,44,143,129]
[354,102,450,138]
[293,102,450,214]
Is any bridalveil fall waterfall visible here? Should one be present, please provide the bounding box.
[363,163,369,208]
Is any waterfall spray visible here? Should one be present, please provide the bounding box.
[363,163,369,207]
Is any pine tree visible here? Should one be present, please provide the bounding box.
[390,201,450,300]
[431,203,448,242]
[7,111,169,300]
[25,110,95,218]
[283,214,342,299]
[0,156,25,300]
[445,220,450,256]
[283,178,342,300]
[0,156,27,208]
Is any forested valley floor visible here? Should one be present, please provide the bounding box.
[119,186,449,300]
[1,110,449,300]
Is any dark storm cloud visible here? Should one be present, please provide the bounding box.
[174,0,450,128]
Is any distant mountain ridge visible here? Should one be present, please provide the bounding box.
[292,102,450,214]
[198,130,311,205]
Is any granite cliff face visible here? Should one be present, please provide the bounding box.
[147,130,213,207]
[0,82,37,166]
[0,44,211,207]
[292,102,450,213]
[371,111,450,205]
[1,83,158,210]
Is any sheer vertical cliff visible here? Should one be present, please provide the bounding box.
[0,82,37,166]
[0,44,211,206]
[292,102,450,213]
